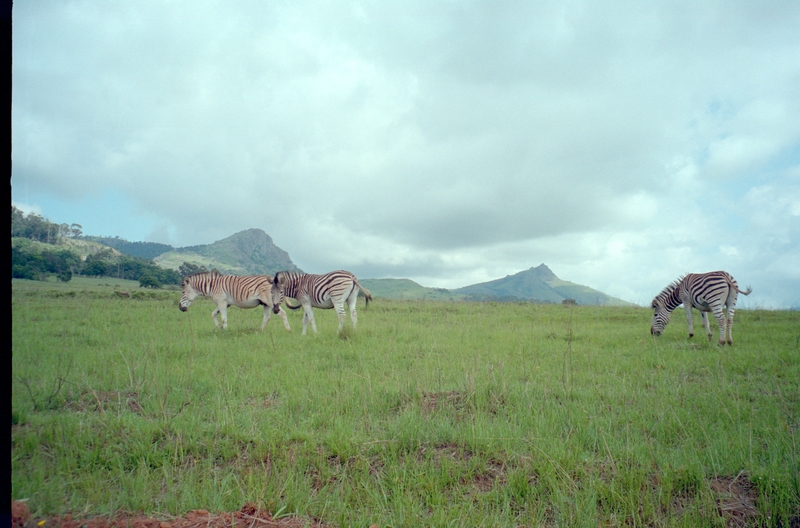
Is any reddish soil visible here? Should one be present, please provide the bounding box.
[11,501,333,528]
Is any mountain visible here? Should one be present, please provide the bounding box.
[154,229,301,276]
[453,264,634,306]
[78,224,627,305]
[358,279,467,301]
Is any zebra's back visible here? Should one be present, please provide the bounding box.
[681,271,737,309]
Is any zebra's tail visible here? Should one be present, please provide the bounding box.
[284,299,303,310]
[355,279,373,308]
[736,285,753,296]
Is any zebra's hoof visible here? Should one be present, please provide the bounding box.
[688,333,694,338]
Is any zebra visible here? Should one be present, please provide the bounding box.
[179,271,291,331]
[650,271,751,345]
[269,270,373,335]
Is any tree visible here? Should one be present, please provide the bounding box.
[179,262,207,278]
[85,260,108,277]
[11,206,25,237]
[138,274,161,289]
[70,223,82,238]
[12,265,37,280]
[58,270,73,282]
[59,223,72,240]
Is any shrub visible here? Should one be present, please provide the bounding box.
[138,275,161,289]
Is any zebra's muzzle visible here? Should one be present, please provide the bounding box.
[650,326,660,336]
[179,304,188,312]
[272,305,281,314]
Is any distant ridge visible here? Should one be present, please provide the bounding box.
[358,278,467,301]
[453,264,634,306]
[154,229,301,275]
[138,228,630,305]
[360,265,633,306]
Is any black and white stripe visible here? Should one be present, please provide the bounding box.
[270,270,372,334]
[179,272,291,331]
[650,271,751,345]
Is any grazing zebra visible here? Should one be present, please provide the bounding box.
[179,272,291,331]
[650,271,751,345]
[270,270,373,335]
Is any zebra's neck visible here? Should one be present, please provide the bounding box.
[191,273,217,294]
[660,284,682,311]
[653,280,682,312]
[280,272,303,298]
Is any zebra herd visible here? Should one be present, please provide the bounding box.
[179,269,371,335]
[179,268,750,343]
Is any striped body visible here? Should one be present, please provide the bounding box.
[179,272,291,331]
[270,270,372,335]
[650,271,751,345]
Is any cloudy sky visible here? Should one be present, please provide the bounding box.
[12,1,800,308]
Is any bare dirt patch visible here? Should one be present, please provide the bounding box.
[12,501,331,528]
[710,474,759,528]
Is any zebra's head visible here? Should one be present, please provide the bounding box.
[179,276,199,312]
[270,272,286,314]
[650,299,671,336]
[650,279,681,336]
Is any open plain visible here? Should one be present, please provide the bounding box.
[12,278,800,526]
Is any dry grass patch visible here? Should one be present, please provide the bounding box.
[710,473,760,527]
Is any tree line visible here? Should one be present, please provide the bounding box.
[11,206,181,288]
[12,205,83,243]
[81,235,174,260]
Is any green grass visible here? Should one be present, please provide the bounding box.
[12,279,800,526]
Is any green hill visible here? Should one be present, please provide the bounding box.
[154,229,301,276]
[358,279,467,301]
[359,266,633,306]
[11,206,630,305]
[453,264,635,306]
[82,236,173,260]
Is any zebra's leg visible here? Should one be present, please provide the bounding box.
[307,306,318,334]
[347,290,358,329]
[334,301,347,332]
[260,305,271,331]
[212,307,223,328]
[710,306,727,345]
[684,305,694,338]
[276,308,291,332]
[300,304,316,335]
[349,300,358,329]
[700,311,712,341]
[726,307,736,345]
[725,292,738,345]
[219,303,229,329]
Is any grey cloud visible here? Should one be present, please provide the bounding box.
[11,0,800,307]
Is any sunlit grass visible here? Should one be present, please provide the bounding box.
[12,279,800,526]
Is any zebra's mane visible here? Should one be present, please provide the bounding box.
[651,275,685,307]
[184,270,223,280]
[274,270,303,281]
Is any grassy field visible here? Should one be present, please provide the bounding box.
[11,278,800,526]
